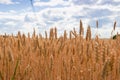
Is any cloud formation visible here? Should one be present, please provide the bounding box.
[0,0,19,4]
[0,0,120,38]
[0,0,13,4]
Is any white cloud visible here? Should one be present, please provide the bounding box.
[0,11,24,21]
[113,0,120,2]
[34,0,71,7]
[96,0,103,4]
[5,21,16,26]
[9,10,16,13]
[0,0,19,4]
[0,0,13,4]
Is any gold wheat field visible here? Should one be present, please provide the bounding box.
[0,21,120,80]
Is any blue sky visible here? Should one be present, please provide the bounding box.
[0,0,120,38]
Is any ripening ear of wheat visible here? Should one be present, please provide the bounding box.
[113,21,116,31]
[86,25,91,41]
[111,21,117,38]
[64,30,67,40]
[79,20,84,37]
[96,20,98,29]
[54,27,57,39]
[45,31,48,39]
[32,28,36,38]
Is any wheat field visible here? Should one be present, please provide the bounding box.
[0,20,120,80]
